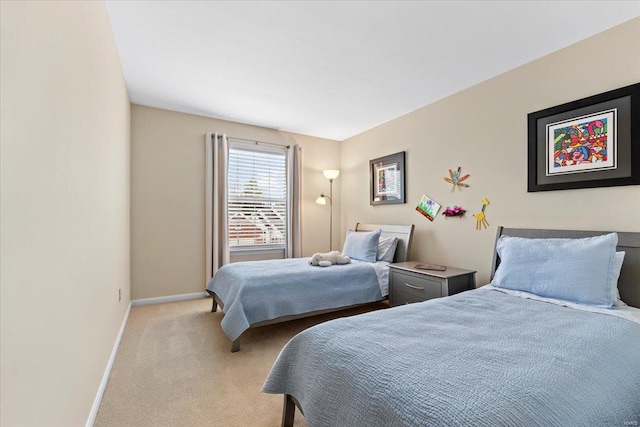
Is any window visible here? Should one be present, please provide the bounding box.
[227,141,288,250]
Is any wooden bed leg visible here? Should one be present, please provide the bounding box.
[282,394,295,427]
[230,339,240,353]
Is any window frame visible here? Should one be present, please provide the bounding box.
[226,139,290,255]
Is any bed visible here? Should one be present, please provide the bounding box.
[206,223,414,352]
[263,227,640,426]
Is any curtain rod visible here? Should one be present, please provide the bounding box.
[218,134,290,149]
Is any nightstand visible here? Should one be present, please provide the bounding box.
[389,261,476,307]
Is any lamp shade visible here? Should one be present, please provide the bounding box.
[315,196,327,205]
[323,169,340,180]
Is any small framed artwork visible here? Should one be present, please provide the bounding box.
[527,83,639,192]
[415,195,441,221]
[370,151,406,205]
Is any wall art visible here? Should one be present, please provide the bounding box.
[443,167,470,192]
[370,151,406,205]
[473,199,490,230]
[415,194,441,221]
[527,83,639,192]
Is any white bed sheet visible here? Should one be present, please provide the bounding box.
[483,284,640,325]
[352,259,390,297]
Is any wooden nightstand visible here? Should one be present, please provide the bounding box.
[389,261,476,307]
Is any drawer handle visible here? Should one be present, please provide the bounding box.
[404,283,424,290]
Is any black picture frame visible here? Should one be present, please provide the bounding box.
[527,83,640,192]
[370,151,406,205]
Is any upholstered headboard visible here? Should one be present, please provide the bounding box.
[491,226,640,309]
[355,223,415,263]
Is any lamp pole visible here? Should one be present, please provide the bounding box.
[317,169,339,252]
[329,178,334,251]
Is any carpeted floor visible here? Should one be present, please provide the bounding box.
[94,298,388,426]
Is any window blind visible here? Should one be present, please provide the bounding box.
[227,144,287,248]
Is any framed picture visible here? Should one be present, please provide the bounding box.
[527,83,639,192]
[415,195,441,221]
[370,151,406,205]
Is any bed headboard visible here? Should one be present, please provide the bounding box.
[490,226,640,309]
[355,223,415,263]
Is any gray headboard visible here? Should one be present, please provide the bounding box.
[355,223,415,263]
[490,226,640,309]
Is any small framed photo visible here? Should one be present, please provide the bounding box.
[527,83,640,192]
[370,151,406,205]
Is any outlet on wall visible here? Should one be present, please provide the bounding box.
[119,288,121,302]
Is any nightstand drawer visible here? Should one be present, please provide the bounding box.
[391,271,442,300]
[389,262,476,307]
[391,291,427,306]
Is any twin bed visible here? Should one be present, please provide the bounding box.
[206,223,415,352]
[262,227,640,426]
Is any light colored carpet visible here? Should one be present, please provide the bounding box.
[94,298,388,426]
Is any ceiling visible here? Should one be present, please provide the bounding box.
[105,1,640,141]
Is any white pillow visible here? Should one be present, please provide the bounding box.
[377,236,398,263]
[612,251,625,306]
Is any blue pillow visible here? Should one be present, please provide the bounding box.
[342,229,382,263]
[491,233,618,308]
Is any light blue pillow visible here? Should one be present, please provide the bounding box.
[377,236,398,263]
[342,229,382,263]
[491,233,618,308]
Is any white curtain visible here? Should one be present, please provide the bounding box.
[288,144,302,258]
[205,132,230,286]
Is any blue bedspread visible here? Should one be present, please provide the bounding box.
[206,258,382,341]
[263,288,640,426]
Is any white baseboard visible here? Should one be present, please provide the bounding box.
[131,291,208,307]
[85,302,132,427]
[84,292,207,426]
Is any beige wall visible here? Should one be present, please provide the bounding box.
[131,105,341,299]
[0,2,130,426]
[341,18,640,286]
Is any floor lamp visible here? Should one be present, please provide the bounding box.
[315,169,340,251]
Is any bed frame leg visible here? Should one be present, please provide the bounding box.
[231,339,240,353]
[206,290,218,312]
[282,394,295,427]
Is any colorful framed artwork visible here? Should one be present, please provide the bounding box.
[370,151,406,205]
[415,195,440,221]
[527,83,639,192]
